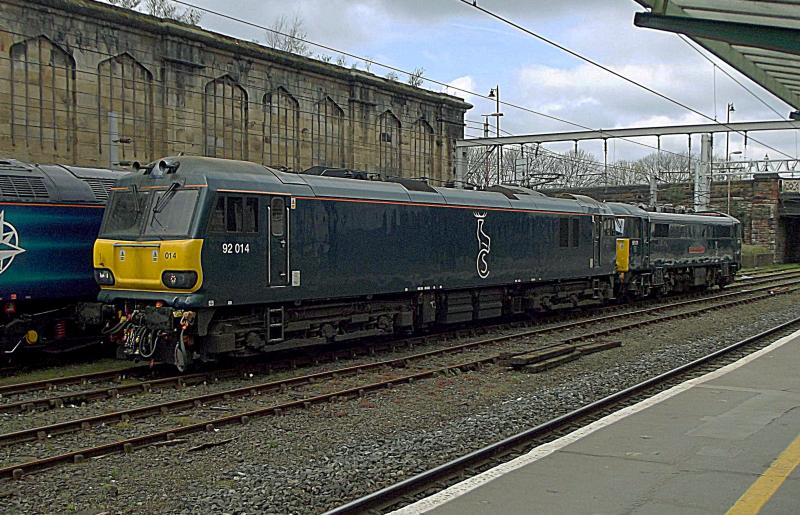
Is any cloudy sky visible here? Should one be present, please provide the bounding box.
[165,0,798,162]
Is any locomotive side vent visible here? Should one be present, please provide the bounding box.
[83,178,116,202]
[0,175,50,200]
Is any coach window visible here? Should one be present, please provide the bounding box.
[271,197,285,237]
[559,217,570,247]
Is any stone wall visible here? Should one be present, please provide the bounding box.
[0,0,470,183]
[545,175,791,262]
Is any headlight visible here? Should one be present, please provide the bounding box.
[162,270,198,289]
[94,268,115,286]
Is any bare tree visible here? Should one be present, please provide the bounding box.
[107,0,141,8]
[605,159,647,186]
[462,144,704,191]
[266,14,312,56]
[385,71,400,81]
[627,152,692,185]
[462,146,494,188]
[408,67,425,88]
[107,0,201,24]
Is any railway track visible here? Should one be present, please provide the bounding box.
[1,271,797,415]
[0,266,796,397]
[0,275,797,480]
[0,365,151,397]
[323,315,800,514]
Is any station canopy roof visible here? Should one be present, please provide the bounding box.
[634,0,800,111]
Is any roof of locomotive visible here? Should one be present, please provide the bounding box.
[0,158,127,204]
[134,156,613,216]
[605,201,739,225]
[648,210,739,226]
[605,202,649,217]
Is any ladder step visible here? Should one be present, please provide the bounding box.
[267,306,285,343]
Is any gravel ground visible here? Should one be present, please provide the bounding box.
[0,287,759,463]
[1,289,799,514]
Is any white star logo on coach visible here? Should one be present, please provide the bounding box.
[0,210,25,275]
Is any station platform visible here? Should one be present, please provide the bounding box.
[396,328,800,515]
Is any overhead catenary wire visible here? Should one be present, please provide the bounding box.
[159,0,708,159]
[457,0,795,161]
[461,120,693,186]
[10,3,787,177]
[678,35,797,128]
[109,0,764,165]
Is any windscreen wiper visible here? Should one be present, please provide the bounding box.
[153,182,180,214]
[131,184,142,215]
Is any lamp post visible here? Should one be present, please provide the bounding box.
[725,102,735,160]
[726,150,742,214]
[488,86,503,184]
[482,115,490,188]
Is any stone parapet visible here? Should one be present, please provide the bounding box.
[0,0,470,183]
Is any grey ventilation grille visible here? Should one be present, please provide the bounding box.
[0,161,33,174]
[83,178,116,202]
[0,175,49,200]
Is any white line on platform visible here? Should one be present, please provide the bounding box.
[391,327,800,515]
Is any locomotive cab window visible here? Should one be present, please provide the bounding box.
[559,217,579,247]
[101,188,151,238]
[145,189,199,237]
[210,197,226,232]
[625,219,642,239]
[271,197,285,237]
[614,217,626,236]
[603,218,615,237]
[653,223,669,238]
[226,197,243,232]
[209,195,259,233]
[715,225,732,238]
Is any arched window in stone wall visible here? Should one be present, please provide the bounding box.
[9,36,76,161]
[412,118,434,180]
[378,110,401,177]
[312,96,345,167]
[203,75,248,160]
[263,87,299,170]
[97,53,153,164]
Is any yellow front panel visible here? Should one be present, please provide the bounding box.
[94,239,204,292]
[616,238,630,272]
